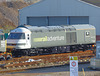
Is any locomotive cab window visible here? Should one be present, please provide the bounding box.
[7,33,25,39]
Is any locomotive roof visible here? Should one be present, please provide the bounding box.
[18,24,95,32]
[72,24,95,30]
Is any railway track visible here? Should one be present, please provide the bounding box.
[0,50,96,73]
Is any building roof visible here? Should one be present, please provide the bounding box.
[19,0,100,11]
[19,0,100,17]
[18,24,94,32]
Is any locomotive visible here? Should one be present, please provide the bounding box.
[0,29,6,52]
[7,24,96,56]
[0,30,12,60]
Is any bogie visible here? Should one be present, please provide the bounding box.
[10,44,96,57]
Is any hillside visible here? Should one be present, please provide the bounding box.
[0,1,29,32]
[0,0,100,33]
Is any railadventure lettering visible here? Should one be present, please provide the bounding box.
[33,36,64,42]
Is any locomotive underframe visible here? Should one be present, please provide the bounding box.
[7,43,95,57]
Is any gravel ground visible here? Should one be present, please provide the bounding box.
[0,71,100,76]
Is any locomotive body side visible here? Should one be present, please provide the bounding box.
[30,25,96,48]
[74,25,96,45]
[31,30,66,48]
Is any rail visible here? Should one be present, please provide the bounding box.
[0,50,96,73]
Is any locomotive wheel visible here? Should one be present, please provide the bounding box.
[6,55,12,60]
[0,56,5,61]
[23,50,29,56]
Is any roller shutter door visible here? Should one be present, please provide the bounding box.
[49,17,67,26]
[70,16,89,25]
[27,17,47,26]
[27,16,67,26]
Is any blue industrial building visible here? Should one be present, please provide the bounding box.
[19,0,100,35]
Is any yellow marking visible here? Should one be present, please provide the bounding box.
[70,57,73,60]
[7,46,15,49]
[82,68,85,76]
[74,56,78,60]
[33,36,47,42]
[70,56,78,60]
[5,40,7,52]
